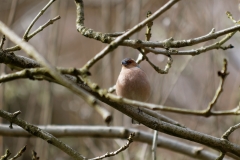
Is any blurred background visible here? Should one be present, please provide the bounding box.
[0,0,240,159]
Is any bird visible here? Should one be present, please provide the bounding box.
[116,58,151,123]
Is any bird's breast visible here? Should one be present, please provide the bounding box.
[116,68,151,102]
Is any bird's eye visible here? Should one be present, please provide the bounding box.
[121,58,135,66]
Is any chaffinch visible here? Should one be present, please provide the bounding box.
[116,58,151,123]
[116,58,151,104]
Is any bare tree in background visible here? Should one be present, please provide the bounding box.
[0,0,240,159]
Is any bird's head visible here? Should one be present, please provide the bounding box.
[121,58,139,69]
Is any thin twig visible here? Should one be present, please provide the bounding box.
[144,30,235,56]
[73,0,135,43]
[138,48,173,74]
[145,11,153,41]
[9,146,26,160]
[204,59,229,115]
[32,150,39,160]
[136,11,173,74]
[5,14,61,52]
[23,0,56,40]
[89,133,135,160]
[5,0,59,52]
[226,11,238,24]
[215,151,226,160]
[27,15,61,40]
[0,35,5,49]
[105,88,240,116]
[222,123,240,140]
[107,85,116,93]
[136,11,153,64]
[0,149,11,160]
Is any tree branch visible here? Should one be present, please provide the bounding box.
[0,110,86,160]
[5,0,60,52]
[75,0,180,71]
[89,133,135,160]
[222,123,240,140]
[27,15,61,41]
[0,35,5,49]
[9,146,26,160]
[74,0,240,51]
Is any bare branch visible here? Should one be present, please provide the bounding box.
[5,0,60,52]
[0,20,106,121]
[0,110,86,160]
[226,11,238,24]
[75,0,180,71]
[31,151,39,160]
[145,11,153,41]
[144,30,235,56]
[138,48,173,74]
[216,151,226,160]
[23,0,56,40]
[140,108,184,127]
[0,35,5,49]
[0,50,91,77]
[89,133,135,160]
[105,92,240,116]
[222,123,240,140]
[136,11,154,65]
[107,85,116,93]
[204,59,229,115]
[27,15,61,41]
[9,146,26,160]
[0,149,11,160]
